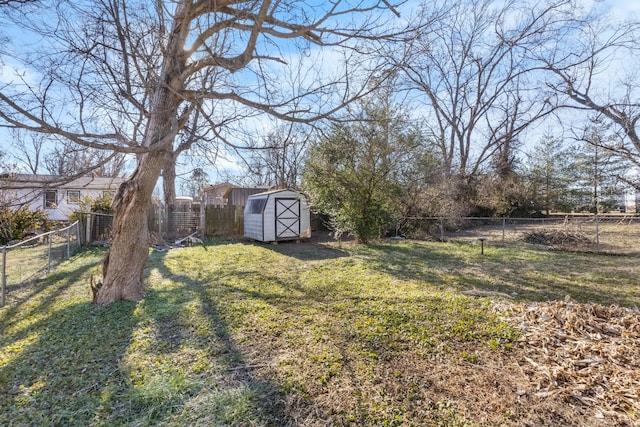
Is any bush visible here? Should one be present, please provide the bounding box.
[69,194,114,223]
[0,206,48,244]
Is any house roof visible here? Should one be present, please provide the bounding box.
[248,188,305,198]
[200,182,270,197]
[0,173,127,190]
[200,181,234,192]
[201,182,269,192]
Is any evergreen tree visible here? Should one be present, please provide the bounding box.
[523,131,574,215]
[568,120,631,213]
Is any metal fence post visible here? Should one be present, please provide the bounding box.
[595,214,600,253]
[1,246,6,306]
[502,217,506,244]
[66,228,71,259]
[47,235,52,273]
[86,213,92,247]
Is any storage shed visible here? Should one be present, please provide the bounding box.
[244,189,311,242]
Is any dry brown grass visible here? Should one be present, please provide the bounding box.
[441,216,640,256]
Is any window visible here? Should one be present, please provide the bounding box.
[247,198,267,214]
[44,190,57,209]
[67,190,81,204]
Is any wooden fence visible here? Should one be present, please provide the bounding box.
[83,204,246,243]
[204,205,245,237]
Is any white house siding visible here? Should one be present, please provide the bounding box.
[1,174,126,221]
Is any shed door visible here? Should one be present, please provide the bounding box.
[275,198,300,239]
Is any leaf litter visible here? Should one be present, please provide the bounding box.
[496,296,640,425]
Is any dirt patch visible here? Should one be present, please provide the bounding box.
[370,353,602,427]
[264,298,640,426]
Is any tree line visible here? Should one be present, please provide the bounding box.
[0,0,639,303]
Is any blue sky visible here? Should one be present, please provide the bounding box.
[605,0,640,18]
[1,0,639,188]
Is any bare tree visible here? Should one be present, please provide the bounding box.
[536,10,640,190]
[43,142,128,178]
[179,167,208,199]
[390,0,568,180]
[10,128,128,177]
[0,150,15,174]
[241,122,311,189]
[0,0,38,6]
[0,0,403,304]
[11,130,46,174]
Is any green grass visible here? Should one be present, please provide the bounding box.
[3,239,77,292]
[1,240,638,426]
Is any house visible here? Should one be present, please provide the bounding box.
[200,182,269,207]
[244,189,311,242]
[0,173,127,220]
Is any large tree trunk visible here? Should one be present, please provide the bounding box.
[163,153,177,207]
[94,151,165,303]
[94,1,188,304]
[163,152,178,237]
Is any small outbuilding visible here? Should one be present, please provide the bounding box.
[244,189,311,242]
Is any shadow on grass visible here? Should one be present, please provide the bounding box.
[360,241,640,307]
[1,247,297,426]
[0,299,138,426]
[357,241,468,287]
[140,249,297,426]
[0,249,102,336]
[245,239,350,261]
[5,240,636,425]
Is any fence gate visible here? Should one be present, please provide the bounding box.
[275,198,300,239]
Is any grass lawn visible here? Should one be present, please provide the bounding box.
[1,239,638,426]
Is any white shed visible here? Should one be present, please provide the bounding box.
[244,189,311,242]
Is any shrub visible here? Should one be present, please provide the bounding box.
[69,194,114,223]
[0,205,48,244]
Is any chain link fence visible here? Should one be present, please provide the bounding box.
[401,215,640,256]
[83,203,201,246]
[1,221,81,306]
[4,213,637,306]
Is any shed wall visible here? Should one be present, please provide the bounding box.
[263,196,277,241]
[243,190,311,242]
[244,213,264,241]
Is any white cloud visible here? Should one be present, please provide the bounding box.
[601,0,640,20]
[0,57,39,87]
